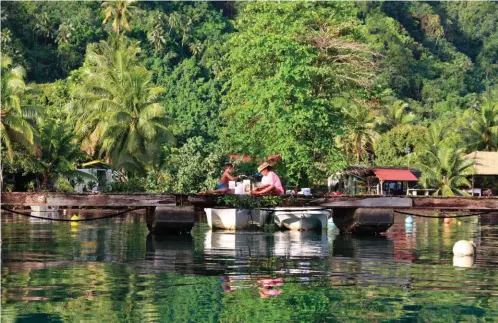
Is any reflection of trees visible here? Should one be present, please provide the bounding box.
[1,213,497,321]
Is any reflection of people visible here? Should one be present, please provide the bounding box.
[251,163,283,196]
[219,275,283,297]
[220,275,234,293]
[258,277,283,298]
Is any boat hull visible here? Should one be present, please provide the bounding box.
[273,207,331,231]
[205,208,268,230]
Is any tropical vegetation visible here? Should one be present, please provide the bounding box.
[2,1,498,195]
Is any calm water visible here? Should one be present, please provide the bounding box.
[2,210,498,322]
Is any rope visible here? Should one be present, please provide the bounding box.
[0,206,145,222]
[395,209,492,219]
[258,207,331,212]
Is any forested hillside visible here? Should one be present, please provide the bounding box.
[2,1,498,193]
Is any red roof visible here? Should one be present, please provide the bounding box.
[373,169,418,181]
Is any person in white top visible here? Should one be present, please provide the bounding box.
[251,162,284,195]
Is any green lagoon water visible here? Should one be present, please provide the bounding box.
[1,211,498,322]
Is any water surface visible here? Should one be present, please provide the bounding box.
[2,210,498,322]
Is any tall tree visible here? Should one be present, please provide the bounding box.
[465,99,498,151]
[34,121,88,189]
[335,101,379,164]
[416,146,474,196]
[377,99,415,132]
[71,38,174,172]
[102,0,138,35]
[1,56,38,160]
[222,2,377,184]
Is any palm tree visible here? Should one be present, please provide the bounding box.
[1,56,38,160]
[34,12,52,39]
[335,103,379,163]
[35,121,89,189]
[71,38,174,172]
[465,99,498,151]
[167,12,182,34]
[147,23,166,52]
[189,41,203,57]
[101,0,137,35]
[416,120,453,155]
[416,146,474,196]
[1,29,12,46]
[56,22,75,44]
[378,99,415,131]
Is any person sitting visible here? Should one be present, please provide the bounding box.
[251,162,284,195]
[198,163,240,195]
[207,163,240,194]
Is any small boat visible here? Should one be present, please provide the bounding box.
[205,208,268,230]
[272,207,331,231]
[30,206,59,212]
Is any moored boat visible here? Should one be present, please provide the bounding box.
[205,208,269,230]
[272,207,331,231]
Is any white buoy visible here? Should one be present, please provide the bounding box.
[452,240,475,257]
[405,216,413,224]
[453,255,474,268]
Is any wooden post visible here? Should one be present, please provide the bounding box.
[471,174,475,197]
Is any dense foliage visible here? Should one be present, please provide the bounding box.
[2,1,498,194]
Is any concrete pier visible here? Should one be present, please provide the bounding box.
[3,192,498,235]
[332,208,394,234]
[146,206,194,234]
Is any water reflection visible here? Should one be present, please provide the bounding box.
[332,234,394,260]
[204,231,273,258]
[2,211,498,322]
[29,211,60,223]
[145,233,195,274]
[274,231,328,258]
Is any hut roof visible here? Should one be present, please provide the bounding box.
[464,151,498,175]
[344,165,420,180]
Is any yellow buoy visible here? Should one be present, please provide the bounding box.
[70,215,79,226]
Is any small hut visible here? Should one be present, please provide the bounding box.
[72,160,114,193]
[340,166,420,196]
[464,151,498,196]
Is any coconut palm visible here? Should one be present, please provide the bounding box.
[101,0,138,35]
[416,120,452,155]
[1,56,38,160]
[465,99,498,151]
[377,99,415,131]
[416,146,474,196]
[34,12,52,39]
[189,41,203,57]
[335,102,379,163]
[71,38,174,172]
[167,12,182,33]
[34,121,89,189]
[56,22,75,44]
[147,23,166,52]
